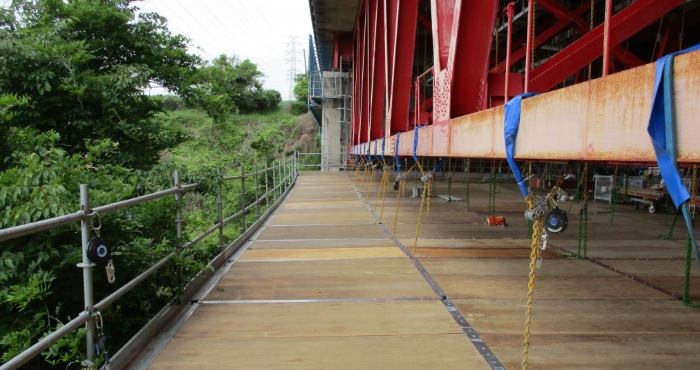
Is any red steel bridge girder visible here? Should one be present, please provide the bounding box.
[529,0,684,92]
[368,0,386,141]
[385,0,419,136]
[353,50,700,164]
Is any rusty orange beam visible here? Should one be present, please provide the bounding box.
[354,50,700,164]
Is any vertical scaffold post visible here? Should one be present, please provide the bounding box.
[255,164,260,220]
[174,170,183,245]
[265,162,269,210]
[79,184,95,368]
[273,160,277,201]
[241,165,246,233]
[216,167,224,253]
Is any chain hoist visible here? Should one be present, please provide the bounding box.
[521,166,569,369]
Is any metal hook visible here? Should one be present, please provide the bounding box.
[94,311,104,331]
[90,213,102,237]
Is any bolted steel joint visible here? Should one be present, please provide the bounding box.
[421,172,433,183]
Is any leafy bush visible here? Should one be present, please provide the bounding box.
[290,101,308,115]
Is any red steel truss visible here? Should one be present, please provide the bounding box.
[348,0,698,163]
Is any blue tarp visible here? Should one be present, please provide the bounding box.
[381,137,385,161]
[647,44,700,208]
[503,93,540,197]
[413,125,427,162]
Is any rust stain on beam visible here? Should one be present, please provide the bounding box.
[358,50,700,164]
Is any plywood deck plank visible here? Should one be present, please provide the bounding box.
[238,247,406,260]
[149,335,491,370]
[175,301,461,338]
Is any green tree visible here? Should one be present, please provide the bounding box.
[290,73,308,115]
[184,55,281,121]
[0,0,199,170]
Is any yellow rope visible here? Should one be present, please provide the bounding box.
[359,159,369,192]
[365,163,376,200]
[378,162,394,223]
[374,159,387,211]
[392,163,417,239]
[353,157,363,184]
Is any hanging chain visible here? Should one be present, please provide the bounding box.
[522,165,570,369]
[522,216,544,370]
[413,178,430,258]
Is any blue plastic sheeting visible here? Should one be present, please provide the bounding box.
[413,125,428,162]
[648,44,700,276]
[503,93,540,197]
[395,133,402,172]
[647,44,700,208]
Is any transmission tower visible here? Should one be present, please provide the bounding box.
[285,36,301,101]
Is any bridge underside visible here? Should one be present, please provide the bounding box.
[354,50,700,164]
[145,172,700,369]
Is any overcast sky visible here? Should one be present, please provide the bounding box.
[135,0,314,100]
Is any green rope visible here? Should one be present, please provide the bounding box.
[577,205,589,259]
[683,233,700,308]
[609,187,619,225]
[583,206,588,258]
[659,210,680,240]
[466,160,471,210]
[568,166,582,212]
[577,208,583,257]
[447,174,452,202]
